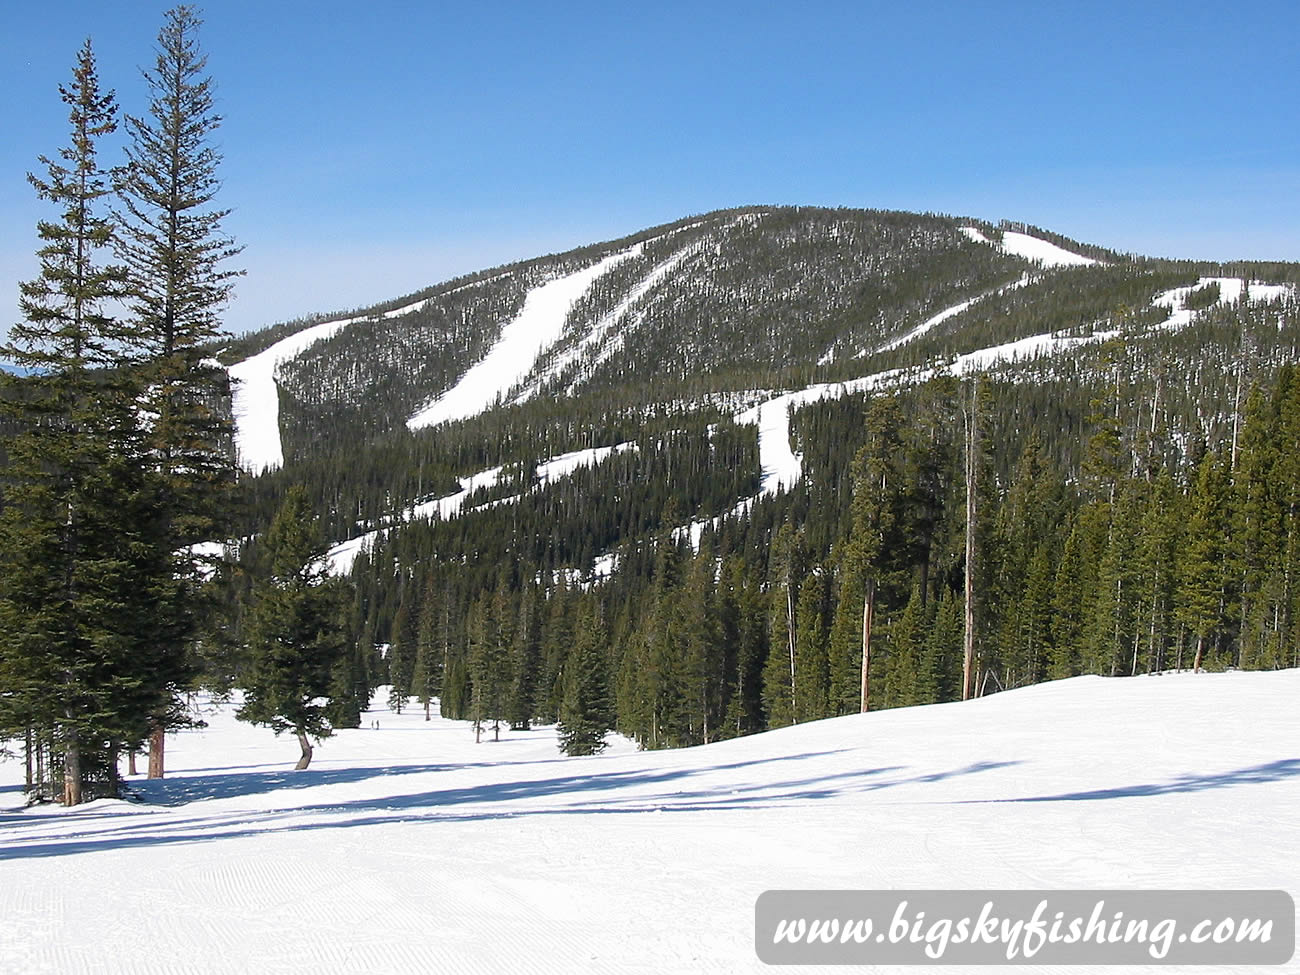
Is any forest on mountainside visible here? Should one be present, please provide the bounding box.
[211,325,1300,751]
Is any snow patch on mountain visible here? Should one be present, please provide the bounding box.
[407,248,641,431]
[961,226,1098,268]
[228,296,441,475]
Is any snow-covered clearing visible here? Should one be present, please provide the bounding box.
[228,297,437,475]
[1151,277,1294,332]
[326,442,636,574]
[407,249,640,431]
[961,225,1099,268]
[2,670,1296,974]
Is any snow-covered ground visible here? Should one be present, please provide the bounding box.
[1,670,1296,974]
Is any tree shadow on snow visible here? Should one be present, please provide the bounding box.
[983,758,1300,803]
[0,753,1023,861]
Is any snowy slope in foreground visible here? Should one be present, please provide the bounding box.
[2,670,1297,974]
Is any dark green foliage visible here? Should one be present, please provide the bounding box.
[558,598,614,755]
[237,488,353,747]
[0,40,161,803]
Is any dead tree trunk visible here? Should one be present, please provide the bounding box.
[1193,633,1206,673]
[786,577,797,721]
[128,750,138,776]
[24,726,33,791]
[962,381,978,701]
[147,722,165,779]
[860,578,875,713]
[294,731,313,770]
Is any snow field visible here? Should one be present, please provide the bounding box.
[960,225,1099,268]
[1,670,1297,974]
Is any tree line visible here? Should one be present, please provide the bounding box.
[0,7,263,802]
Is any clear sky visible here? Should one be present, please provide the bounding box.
[3,0,1299,337]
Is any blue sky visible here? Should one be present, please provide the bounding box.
[3,0,1299,336]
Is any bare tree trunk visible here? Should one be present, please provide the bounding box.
[1230,348,1244,473]
[860,578,875,713]
[128,750,138,776]
[147,722,165,779]
[294,731,313,770]
[63,729,82,806]
[25,726,33,792]
[962,382,978,701]
[424,699,430,721]
[1193,633,1206,673]
[786,577,797,721]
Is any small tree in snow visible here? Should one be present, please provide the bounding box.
[238,487,352,769]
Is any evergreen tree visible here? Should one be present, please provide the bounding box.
[115,5,243,776]
[1177,451,1232,672]
[237,487,353,769]
[792,569,830,721]
[558,598,614,755]
[506,580,542,729]
[0,40,157,804]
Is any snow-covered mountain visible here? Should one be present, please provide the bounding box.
[216,205,1296,581]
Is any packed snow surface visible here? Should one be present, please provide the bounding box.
[407,249,639,431]
[2,670,1297,973]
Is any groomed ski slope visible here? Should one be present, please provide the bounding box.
[406,249,640,431]
[325,442,636,574]
[228,297,434,475]
[1,670,1296,974]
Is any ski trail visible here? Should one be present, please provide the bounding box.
[228,296,442,475]
[960,225,1099,268]
[871,273,1035,356]
[708,273,1295,546]
[513,242,702,404]
[406,248,643,431]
